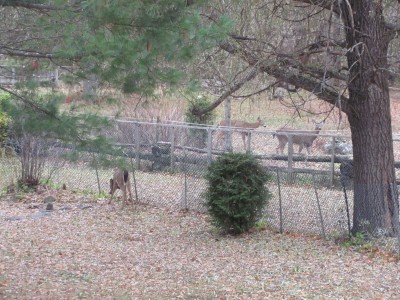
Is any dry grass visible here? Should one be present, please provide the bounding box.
[1,191,400,299]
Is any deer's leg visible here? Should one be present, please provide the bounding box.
[216,131,223,148]
[242,133,247,149]
[122,184,128,205]
[298,144,304,153]
[306,145,312,155]
[127,178,134,203]
[109,179,115,204]
[110,185,120,204]
[276,140,286,154]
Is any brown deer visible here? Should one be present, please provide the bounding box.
[274,120,325,155]
[109,169,133,205]
[216,117,266,149]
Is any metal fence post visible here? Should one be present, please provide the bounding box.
[156,116,160,144]
[313,173,326,239]
[329,136,335,186]
[170,126,175,170]
[134,123,141,169]
[246,131,252,153]
[389,182,400,254]
[276,169,283,234]
[91,152,102,196]
[129,156,139,203]
[288,134,293,184]
[207,127,212,165]
[183,147,188,209]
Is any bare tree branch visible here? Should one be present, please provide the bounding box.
[0,1,66,11]
[0,47,54,59]
[0,86,56,118]
[292,0,339,14]
[219,40,350,114]
[192,68,259,116]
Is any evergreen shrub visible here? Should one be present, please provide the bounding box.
[204,152,272,235]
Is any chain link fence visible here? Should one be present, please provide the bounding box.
[1,119,399,247]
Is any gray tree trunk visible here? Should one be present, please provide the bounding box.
[343,1,399,236]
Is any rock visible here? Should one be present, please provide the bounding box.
[60,205,73,211]
[340,161,354,189]
[323,139,353,155]
[30,212,49,219]
[43,195,56,204]
[27,204,41,209]
[45,203,54,211]
[77,203,93,210]
[5,216,24,221]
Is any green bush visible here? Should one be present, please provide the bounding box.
[204,152,272,235]
[0,92,11,145]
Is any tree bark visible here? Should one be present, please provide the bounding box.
[342,1,399,235]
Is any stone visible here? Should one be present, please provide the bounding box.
[46,203,54,211]
[43,195,56,204]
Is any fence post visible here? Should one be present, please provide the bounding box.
[129,156,139,203]
[207,127,212,164]
[288,134,293,184]
[312,173,326,239]
[134,123,141,169]
[170,126,175,170]
[182,147,188,209]
[329,136,335,186]
[91,152,102,196]
[156,116,160,144]
[276,169,283,234]
[246,130,251,153]
[389,182,400,254]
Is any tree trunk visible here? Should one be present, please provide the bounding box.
[344,1,399,236]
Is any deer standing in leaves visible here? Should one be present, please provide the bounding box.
[109,169,133,205]
[274,120,325,155]
[216,117,266,149]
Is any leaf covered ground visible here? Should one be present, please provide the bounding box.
[0,190,399,299]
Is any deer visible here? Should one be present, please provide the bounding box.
[274,120,325,155]
[109,168,133,205]
[216,117,266,149]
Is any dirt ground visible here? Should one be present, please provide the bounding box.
[1,191,399,299]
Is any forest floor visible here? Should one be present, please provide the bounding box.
[1,190,399,299]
